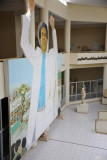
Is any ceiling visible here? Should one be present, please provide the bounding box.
[49,11,106,27]
[66,0,107,7]
[36,7,106,26]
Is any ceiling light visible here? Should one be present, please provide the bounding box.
[58,0,67,6]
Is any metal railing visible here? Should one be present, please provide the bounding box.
[69,79,103,102]
[61,84,66,107]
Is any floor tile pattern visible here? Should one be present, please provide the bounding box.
[23,101,107,160]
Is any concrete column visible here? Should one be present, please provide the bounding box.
[105,24,107,51]
[103,64,107,91]
[40,8,49,50]
[64,54,70,104]
[64,20,70,104]
[40,8,48,27]
[30,11,35,48]
[64,20,70,53]
[15,16,24,58]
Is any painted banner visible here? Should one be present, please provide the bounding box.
[5,54,62,160]
[8,59,33,160]
[7,11,62,160]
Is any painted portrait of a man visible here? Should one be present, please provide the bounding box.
[21,0,58,147]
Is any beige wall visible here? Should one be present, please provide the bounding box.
[50,26,105,52]
[0,12,16,59]
[70,67,103,82]
[68,4,107,23]
[49,27,65,51]
[71,26,105,51]
[57,28,64,51]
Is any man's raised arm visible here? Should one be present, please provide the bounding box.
[21,0,37,64]
[50,16,58,54]
[21,11,36,59]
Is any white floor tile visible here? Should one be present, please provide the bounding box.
[50,101,107,149]
[23,101,107,160]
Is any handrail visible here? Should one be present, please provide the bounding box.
[70,79,103,84]
[70,51,107,53]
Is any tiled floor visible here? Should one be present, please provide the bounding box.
[23,101,107,160]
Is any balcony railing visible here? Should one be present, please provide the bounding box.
[70,52,107,65]
[69,79,103,102]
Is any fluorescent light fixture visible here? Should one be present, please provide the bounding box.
[58,0,67,6]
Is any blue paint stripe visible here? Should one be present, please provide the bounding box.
[38,52,46,110]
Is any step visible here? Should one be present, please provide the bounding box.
[95,119,107,134]
[98,110,107,120]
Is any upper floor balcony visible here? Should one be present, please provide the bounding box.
[69,52,107,65]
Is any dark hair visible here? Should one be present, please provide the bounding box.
[22,137,26,148]
[11,143,15,160]
[38,21,48,40]
[16,154,21,160]
[15,139,21,152]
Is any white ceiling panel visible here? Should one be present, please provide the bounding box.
[66,0,107,7]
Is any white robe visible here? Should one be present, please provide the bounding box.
[21,14,58,147]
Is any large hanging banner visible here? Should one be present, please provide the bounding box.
[4,10,62,160]
[4,54,62,160]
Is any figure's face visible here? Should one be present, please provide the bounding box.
[40,27,47,53]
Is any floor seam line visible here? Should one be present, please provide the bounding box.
[50,138,107,151]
